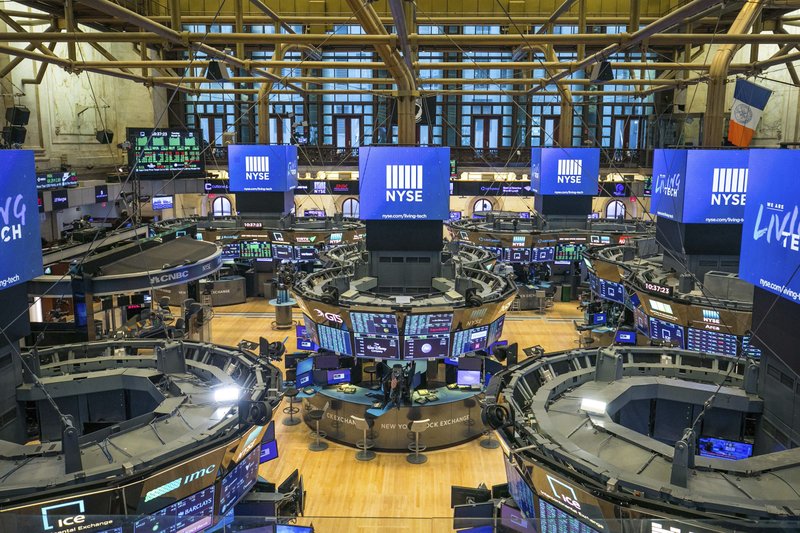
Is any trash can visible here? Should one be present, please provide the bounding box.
[560,285,572,302]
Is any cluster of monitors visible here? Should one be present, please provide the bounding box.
[293,354,352,388]
[133,422,279,533]
[301,312,505,360]
[127,128,204,177]
[587,273,626,304]
[451,485,536,533]
[477,244,587,265]
[222,241,322,262]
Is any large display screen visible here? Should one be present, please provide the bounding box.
[532,246,555,262]
[503,247,531,263]
[650,149,687,221]
[36,171,77,190]
[403,334,450,359]
[51,189,69,210]
[698,437,753,460]
[354,334,400,358]
[531,147,600,196]
[151,196,173,210]
[739,149,800,304]
[504,458,537,522]
[358,146,450,220]
[127,128,204,177]
[452,325,489,356]
[228,145,299,192]
[351,312,399,335]
[219,447,260,515]
[687,328,738,357]
[0,151,42,289]
[239,241,272,259]
[555,244,585,263]
[539,500,600,533]
[597,279,625,304]
[272,244,294,260]
[488,315,505,346]
[404,313,453,335]
[317,324,353,355]
[649,317,685,348]
[133,486,215,533]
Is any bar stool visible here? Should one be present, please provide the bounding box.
[407,418,430,464]
[363,365,377,387]
[364,411,379,440]
[535,289,547,314]
[351,415,376,461]
[307,401,330,452]
[282,388,301,426]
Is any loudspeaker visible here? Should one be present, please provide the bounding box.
[239,400,272,426]
[589,60,614,83]
[5,105,30,125]
[2,126,26,145]
[96,129,114,144]
[205,60,231,82]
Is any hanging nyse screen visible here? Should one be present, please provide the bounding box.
[651,149,750,224]
[228,145,299,192]
[0,151,43,289]
[358,146,450,220]
[739,149,800,304]
[531,148,600,196]
[127,128,204,178]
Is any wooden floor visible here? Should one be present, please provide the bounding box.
[210,299,582,531]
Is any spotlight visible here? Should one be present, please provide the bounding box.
[213,385,241,404]
[579,398,607,415]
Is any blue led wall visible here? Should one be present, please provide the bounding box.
[0,151,42,290]
[228,145,298,192]
[531,148,600,196]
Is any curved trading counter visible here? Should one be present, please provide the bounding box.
[301,385,487,451]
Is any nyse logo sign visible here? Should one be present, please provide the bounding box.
[557,159,582,184]
[655,173,681,198]
[711,167,748,206]
[245,156,270,180]
[385,164,423,202]
[41,500,85,531]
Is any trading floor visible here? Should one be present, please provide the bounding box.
[212,301,582,531]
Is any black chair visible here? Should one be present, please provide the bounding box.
[308,401,330,452]
[363,365,377,387]
[282,388,301,426]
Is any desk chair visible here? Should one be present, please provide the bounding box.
[351,415,376,461]
[282,388,301,426]
[407,419,430,464]
[307,401,330,452]
[535,290,547,314]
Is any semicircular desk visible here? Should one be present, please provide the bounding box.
[299,384,487,451]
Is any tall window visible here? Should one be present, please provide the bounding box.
[212,196,232,217]
[342,198,359,218]
[605,200,626,219]
[474,198,493,213]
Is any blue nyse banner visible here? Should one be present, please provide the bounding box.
[0,151,42,290]
[650,149,687,221]
[228,145,298,192]
[651,149,750,223]
[359,146,450,220]
[740,149,800,304]
[530,148,600,195]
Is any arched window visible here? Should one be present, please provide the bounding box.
[605,199,626,219]
[212,196,232,217]
[473,198,493,213]
[342,197,360,218]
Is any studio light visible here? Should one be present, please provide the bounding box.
[213,385,241,404]
[579,398,607,415]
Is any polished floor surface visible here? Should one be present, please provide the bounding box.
[210,299,584,531]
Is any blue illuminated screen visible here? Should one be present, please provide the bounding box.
[531,147,600,196]
[698,437,753,460]
[0,151,42,288]
[228,145,298,192]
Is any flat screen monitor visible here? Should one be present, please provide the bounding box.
[133,486,215,533]
[296,371,312,388]
[278,469,300,494]
[687,328,738,357]
[742,335,762,358]
[450,486,491,507]
[315,354,339,369]
[453,502,495,530]
[273,244,294,260]
[303,315,319,345]
[240,241,272,259]
[403,334,450,359]
[222,242,241,260]
[295,246,318,261]
[488,315,505,345]
[296,358,313,375]
[152,195,173,210]
[555,243,585,262]
[532,246,555,262]
[698,437,753,460]
[316,324,353,355]
[329,232,343,244]
[128,128,204,178]
[457,369,481,386]
[36,171,78,190]
[452,325,489,356]
[404,313,453,335]
[260,439,278,464]
[614,330,637,345]
[351,312,399,335]
[444,356,459,366]
[458,357,483,371]
[354,334,400,359]
[219,447,261,515]
[51,189,69,210]
[503,247,531,263]
[500,503,536,533]
[598,278,625,304]
[276,527,313,533]
[649,317,685,348]
[449,211,462,220]
[327,368,350,385]
[304,209,326,217]
[591,312,606,325]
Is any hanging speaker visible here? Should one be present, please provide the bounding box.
[2,126,26,145]
[205,60,231,82]
[96,129,114,144]
[5,105,30,126]
[589,61,614,83]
